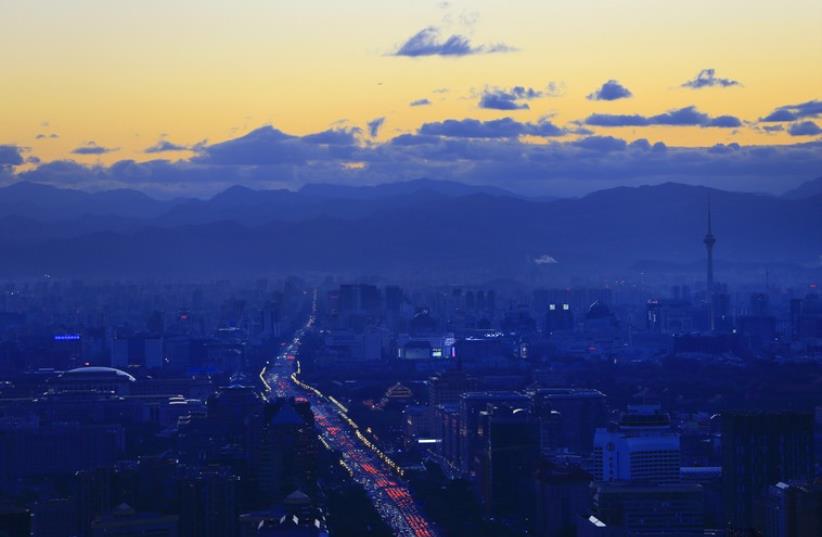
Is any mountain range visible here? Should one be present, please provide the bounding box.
[0,178,820,279]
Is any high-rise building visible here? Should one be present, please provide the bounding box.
[428,369,473,406]
[789,294,822,341]
[478,405,540,518]
[459,391,530,475]
[91,503,178,537]
[592,404,680,483]
[721,411,814,531]
[756,480,822,537]
[704,197,717,331]
[249,400,316,504]
[0,502,32,537]
[533,459,592,537]
[545,302,574,334]
[32,498,76,537]
[646,298,694,335]
[591,481,704,536]
[76,467,114,537]
[531,388,607,454]
[178,466,239,537]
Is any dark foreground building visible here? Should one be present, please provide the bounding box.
[721,411,814,531]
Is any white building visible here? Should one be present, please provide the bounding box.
[592,404,680,483]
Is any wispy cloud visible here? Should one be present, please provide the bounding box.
[145,140,189,153]
[681,68,741,89]
[71,142,117,155]
[419,117,565,138]
[760,100,822,122]
[479,86,543,110]
[410,98,432,107]
[392,27,515,57]
[367,117,386,137]
[585,106,741,128]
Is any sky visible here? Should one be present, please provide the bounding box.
[1,0,821,197]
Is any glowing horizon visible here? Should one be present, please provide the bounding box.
[1,0,821,196]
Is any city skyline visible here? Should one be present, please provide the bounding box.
[0,3,820,536]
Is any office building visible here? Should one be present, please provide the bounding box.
[593,405,680,483]
[721,411,814,531]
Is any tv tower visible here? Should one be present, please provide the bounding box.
[704,195,716,330]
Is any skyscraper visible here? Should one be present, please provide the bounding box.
[721,411,814,531]
[704,196,717,331]
[531,388,607,454]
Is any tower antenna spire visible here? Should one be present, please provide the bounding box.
[707,193,712,234]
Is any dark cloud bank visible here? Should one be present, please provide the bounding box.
[5,116,821,198]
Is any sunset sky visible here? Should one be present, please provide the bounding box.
[1,0,821,197]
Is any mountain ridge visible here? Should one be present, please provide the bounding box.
[0,181,818,278]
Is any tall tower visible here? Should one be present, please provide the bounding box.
[704,196,716,330]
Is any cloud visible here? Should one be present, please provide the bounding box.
[302,127,361,146]
[419,117,564,138]
[681,68,740,89]
[544,82,565,97]
[573,136,627,152]
[35,133,59,140]
[788,121,822,136]
[71,142,117,155]
[652,106,714,125]
[760,100,822,122]
[478,86,543,110]
[0,145,25,167]
[585,113,647,127]
[367,117,386,137]
[145,140,189,153]
[388,133,441,146]
[410,98,432,107]
[198,126,304,165]
[587,80,633,101]
[393,27,514,57]
[705,115,743,128]
[585,106,740,128]
[708,143,741,154]
[761,125,784,133]
[11,123,822,198]
[420,118,521,138]
[479,94,527,110]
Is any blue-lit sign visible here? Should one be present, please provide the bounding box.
[54,334,81,341]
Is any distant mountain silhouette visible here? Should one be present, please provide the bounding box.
[0,181,819,278]
[0,181,175,221]
[298,178,521,199]
[782,176,822,199]
[0,179,532,227]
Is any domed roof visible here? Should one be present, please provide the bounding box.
[64,366,136,382]
[586,300,612,320]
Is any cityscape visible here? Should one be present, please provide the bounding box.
[1,1,821,536]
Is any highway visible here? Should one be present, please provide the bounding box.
[260,316,438,537]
